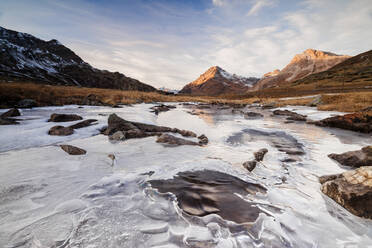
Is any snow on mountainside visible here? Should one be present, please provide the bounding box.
[179,66,259,95]
[0,26,156,91]
[253,49,351,90]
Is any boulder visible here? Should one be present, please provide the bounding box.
[173,128,197,137]
[198,134,209,145]
[314,112,372,133]
[328,146,372,168]
[60,145,86,155]
[156,134,200,146]
[273,110,307,121]
[69,119,97,129]
[17,99,37,108]
[243,148,268,172]
[254,148,268,161]
[243,160,257,172]
[104,114,199,140]
[320,166,372,219]
[244,112,264,119]
[48,113,83,122]
[48,126,74,136]
[150,104,176,115]
[1,108,20,118]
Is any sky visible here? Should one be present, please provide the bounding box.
[0,0,371,89]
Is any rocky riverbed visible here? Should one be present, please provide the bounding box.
[0,103,371,247]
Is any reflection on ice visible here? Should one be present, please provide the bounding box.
[0,103,371,247]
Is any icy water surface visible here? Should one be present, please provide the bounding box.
[0,103,371,247]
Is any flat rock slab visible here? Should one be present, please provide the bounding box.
[149,170,266,223]
[68,119,98,129]
[156,134,200,146]
[315,112,372,133]
[273,110,307,121]
[48,113,83,122]
[328,146,372,168]
[60,145,86,155]
[1,108,21,118]
[320,166,372,219]
[48,126,74,136]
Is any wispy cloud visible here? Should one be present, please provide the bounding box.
[247,0,274,16]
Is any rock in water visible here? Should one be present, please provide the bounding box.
[244,112,264,119]
[320,166,372,219]
[198,134,209,145]
[1,108,20,118]
[314,112,372,133]
[149,170,267,223]
[68,119,97,129]
[328,146,372,168]
[48,126,74,136]
[243,148,268,172]
[273,110,307,121]
[103,114,206,142]
[150,104,176,115]
[60,145,86,155]
[48,113,83,122]
[156,134,200,146]
[254,148,268,162]
[243,160,257,172]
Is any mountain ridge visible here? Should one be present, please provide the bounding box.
[179,66,259,96]
[0,26,156,92]
[252,49,351,90]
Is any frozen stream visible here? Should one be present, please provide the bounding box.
[0,103,371,247]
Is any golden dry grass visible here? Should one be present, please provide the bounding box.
[0,82,260,107]
[1,82,371,113]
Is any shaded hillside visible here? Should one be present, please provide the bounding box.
[0,26,156,92]
[180,66,259,96]
[292,50,372,87]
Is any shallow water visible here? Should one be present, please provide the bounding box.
[0,103,371,247]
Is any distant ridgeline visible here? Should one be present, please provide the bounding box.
[0,26,156,91]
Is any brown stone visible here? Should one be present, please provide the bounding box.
[156,134,200,146]
[48,113,83,122]
[328,146,372,168]
[1,108,20,118]
[48,126,74,136]
[320,166,372,219]
[60,145,86,155]
[69,119,97,129]
[273,110,307,121]
[314,112,372,133]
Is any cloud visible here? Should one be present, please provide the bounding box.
[212,0,225,7]
[247,0,274,16]
[0,0,371,90]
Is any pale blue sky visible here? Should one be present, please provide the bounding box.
[1,0,371,89]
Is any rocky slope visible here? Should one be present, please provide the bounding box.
[292,49,372,87]
[0,26,156,91]
[253,49,350,90]
[179,66,259,96]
